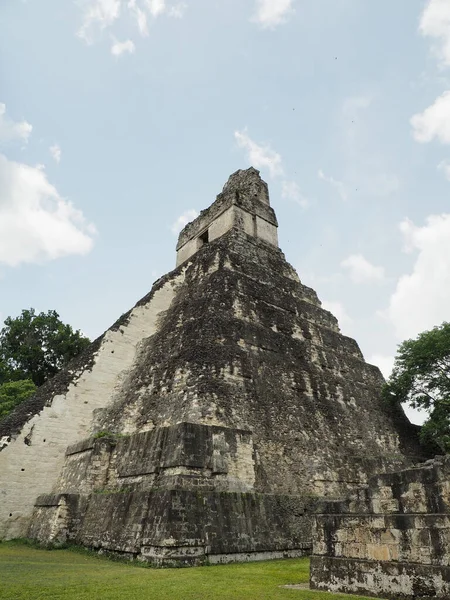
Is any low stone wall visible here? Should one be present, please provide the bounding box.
[29,489,314,566]
[310,456,450,599]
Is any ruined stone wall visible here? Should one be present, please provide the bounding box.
[3,167,428,564]
[0,270,185,539]
[310,456,450,599]
[54,423,256,495]
[29,488,314,565]
[96,230,423,498]
[25,228,425,564]
[28,423,316,564]
[176,168,278,266]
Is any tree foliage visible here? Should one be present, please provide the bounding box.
[0,379,36,420]
[0,309,90,387]
[383,322,450,453]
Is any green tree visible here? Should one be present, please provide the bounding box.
[383,322,450,453]
[0,309,90,387]
[0,379,36,420]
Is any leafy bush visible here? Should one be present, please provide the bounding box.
[0,379,36,420]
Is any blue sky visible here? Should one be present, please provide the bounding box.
[1,0,450,423]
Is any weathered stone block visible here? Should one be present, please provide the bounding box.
[311,456,450,598]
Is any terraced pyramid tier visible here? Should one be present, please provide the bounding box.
[25,168,424,563]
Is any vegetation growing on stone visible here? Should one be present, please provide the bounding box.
[18,171,425,565]
[383,321,450,453]
[93,430,115,439]
[0,379,36,420]
[93,431,129,439]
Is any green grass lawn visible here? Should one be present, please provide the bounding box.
[0,541,379,600]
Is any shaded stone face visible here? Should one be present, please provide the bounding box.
[1,168,427,563]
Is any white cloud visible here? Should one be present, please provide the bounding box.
[0,154,95,267]
[78,0,121,43]
[281,180,309,208]
[234,130,305,204]
[411,91,450,144]
[0,103,32,145]
[341,253,385,284]
[386,213,450,340]
[321,300,353,334]
[128,0,148,35]
[168,2,187,18]
[77,0,186,46]
[136,8,148,33]
[438,158,450,179]
[146,0,165,17]
[318,169,348,201]
[234,129,284,179]
[49,143,61,164]
[171,209,198,235]
[419,0,450,68]
[111,39,135,56]
[252,0,294,28]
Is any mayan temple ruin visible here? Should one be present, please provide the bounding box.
[1,168,448,597]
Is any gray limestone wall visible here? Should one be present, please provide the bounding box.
[95,230,424,498]
[310,455,450,599]
[0,269,185,539]
[55,423,256,495]
[6,168,429,564]
[27,421,316,564]
[29,488,314,565]
[26,228,428,564]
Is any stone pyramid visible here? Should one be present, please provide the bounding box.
[10,168,423,563]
